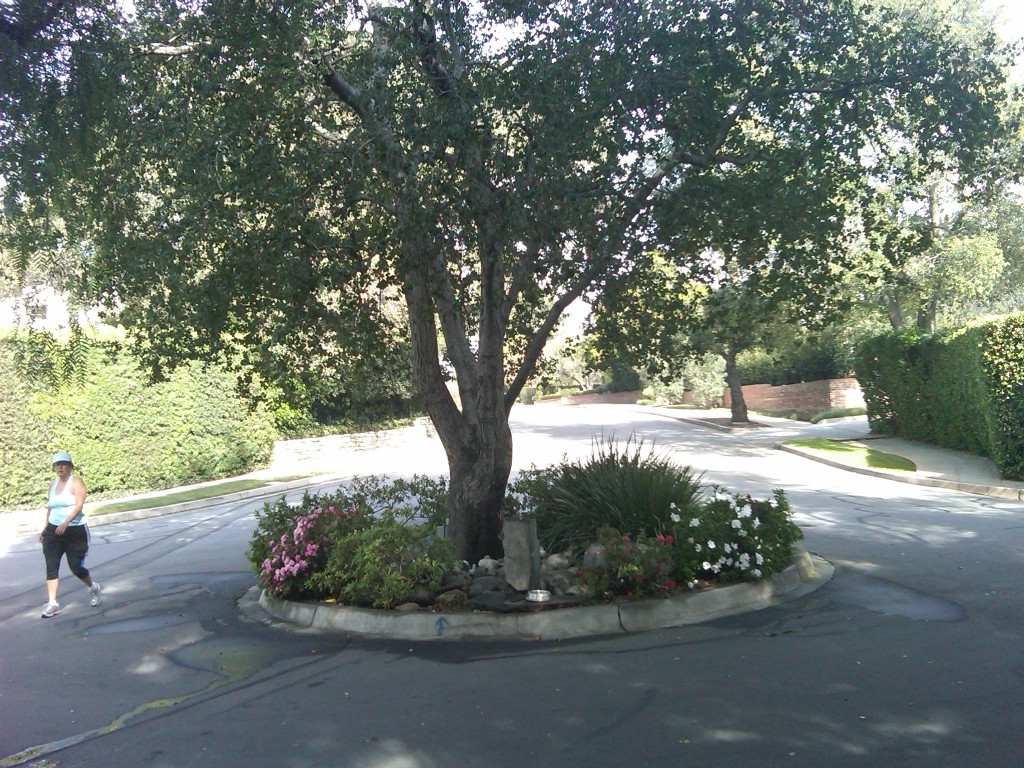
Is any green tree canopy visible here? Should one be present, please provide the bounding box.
[1,0,1014,560]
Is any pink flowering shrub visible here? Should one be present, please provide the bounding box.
[251,495,369,599]
[247,479,456,606]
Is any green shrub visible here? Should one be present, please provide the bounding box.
[529,435,704,556]
[316,514,456,608]
[248,476,456,607]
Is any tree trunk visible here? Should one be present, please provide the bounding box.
[403,244,514,563]
[916,298,937,334]
[880,287,905,331]
[724,340,749,423]
[445,412,514,563]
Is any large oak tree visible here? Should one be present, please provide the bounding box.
[1,0,1012,560]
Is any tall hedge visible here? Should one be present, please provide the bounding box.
[0,342,277,510]
[855,315,1024,480]
[982,315,1024,479]
[0,344,53,509]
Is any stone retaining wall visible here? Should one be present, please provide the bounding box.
[269,417,437,473]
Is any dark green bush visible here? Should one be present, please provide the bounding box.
[738,335,855,386]
[316,515,455,608]
[982,315,1024,478]
[0,343,53,509]
[855,316,1024,479]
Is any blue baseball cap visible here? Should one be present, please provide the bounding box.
[51,451,72,465]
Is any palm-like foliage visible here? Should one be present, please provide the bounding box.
[533,435,703,555]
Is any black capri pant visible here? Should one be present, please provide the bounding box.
[41,524,90,581]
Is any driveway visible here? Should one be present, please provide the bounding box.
[1,404,1021,767]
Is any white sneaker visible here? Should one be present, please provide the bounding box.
[41,601,61,618]
[89,583,102,607]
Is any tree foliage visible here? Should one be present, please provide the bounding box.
[1,0,1014,559]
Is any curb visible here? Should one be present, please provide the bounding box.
[249,552,834,641]
[777,444,1024,501]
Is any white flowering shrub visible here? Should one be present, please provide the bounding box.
[676,488,802,583]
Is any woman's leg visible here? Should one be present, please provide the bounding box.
[64,526,92,587]
[41,526,64,605]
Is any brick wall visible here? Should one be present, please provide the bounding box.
[721,377,864,413]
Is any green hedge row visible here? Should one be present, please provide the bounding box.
[0,341,278,510]
[855,315,1024,479]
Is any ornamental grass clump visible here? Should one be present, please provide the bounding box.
[530,434,703,555]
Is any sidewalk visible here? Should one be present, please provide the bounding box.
[640,406,1024,501]
[773,415,1024,501]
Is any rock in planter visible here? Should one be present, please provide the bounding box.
[472,556,500,577]
[435,590,467,611]
[542,552,571,573]
[501,518,541,591]
[468,575,507,597]
[582,543,608,571]
[542,569,576,596]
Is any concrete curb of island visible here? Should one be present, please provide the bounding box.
[246,551,834,641]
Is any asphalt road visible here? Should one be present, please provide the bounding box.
[1,405,1022,767]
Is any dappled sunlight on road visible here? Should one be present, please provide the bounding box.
[349,738,442,768]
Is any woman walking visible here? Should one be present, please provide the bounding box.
[39,451,102,618]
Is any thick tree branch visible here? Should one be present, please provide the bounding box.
[425,247,478,386]
[412,1,455,97]
[440,0,465,80]
[504,270,592,410]
[320,55,367,120]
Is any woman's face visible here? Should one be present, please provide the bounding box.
[52,461,71,479]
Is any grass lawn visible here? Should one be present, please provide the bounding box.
[783,438,917,472]
[89,475,311,515]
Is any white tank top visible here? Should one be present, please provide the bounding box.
[48,475,84,526]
